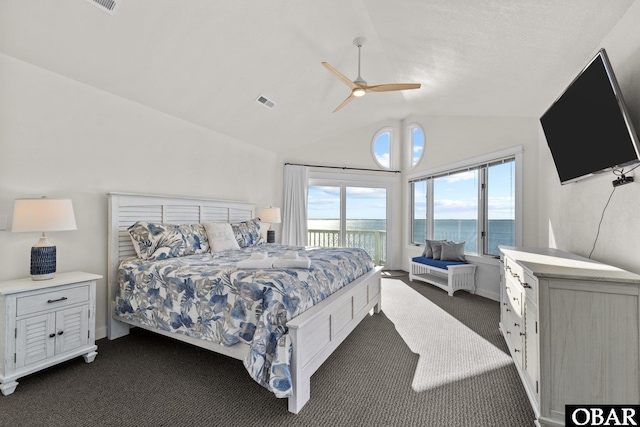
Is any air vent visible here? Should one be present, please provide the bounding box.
[255,94,276,110]
[85,0,120,15]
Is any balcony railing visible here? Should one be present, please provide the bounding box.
[307,229,386,266]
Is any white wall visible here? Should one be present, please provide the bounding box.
[0,54,279,339]
[539,0,640,275]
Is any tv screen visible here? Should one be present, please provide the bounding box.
[540,49,640,184]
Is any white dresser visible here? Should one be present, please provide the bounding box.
[499,246,640,427]
[0,271,101,396]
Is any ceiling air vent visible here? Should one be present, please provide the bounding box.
[255,94,276,110]
[85,0,120,15]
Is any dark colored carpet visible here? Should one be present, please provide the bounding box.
[1,272,535,426]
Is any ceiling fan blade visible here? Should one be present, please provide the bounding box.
[365,83,421,92]
[332,94,355,113]
[322,62,356,89]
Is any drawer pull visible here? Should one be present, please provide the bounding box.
[522,282,531,289]
[49,333,55,338]
[47,297,68,304]
[514,323,520,327]
[58,331,64,336]
[519,332,526,337]
[506,308,511,312]
[514,348,520,353]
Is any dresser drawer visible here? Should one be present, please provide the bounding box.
[505,273,523,316]
[16,284,90,317]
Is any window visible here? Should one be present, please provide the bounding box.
[409,148,520,257]
[411,180,426,243]
[372,128,393,169]
[433,169,479,253]
[485,160,515,256]
[408,123,425,168]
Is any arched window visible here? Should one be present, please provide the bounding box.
[408,123,425,168]
[372,127,393,169]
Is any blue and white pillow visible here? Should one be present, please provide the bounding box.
[128,221,209,260]
[231,218,263,247]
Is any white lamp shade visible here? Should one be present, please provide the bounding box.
[12,198,77,232]
[259,207,281,224]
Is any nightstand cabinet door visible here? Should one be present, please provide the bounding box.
[16,313,56,368]
[55,305,89,355]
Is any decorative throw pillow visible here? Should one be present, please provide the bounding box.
[231,218,262,248]
[127,221,209,260]
[440,241,466,262]
[422,239,447,258]
[202,222,241,252]
[430,241,445,260]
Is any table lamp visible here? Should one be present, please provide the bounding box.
[12,197,77,280]
[259,206,281,243]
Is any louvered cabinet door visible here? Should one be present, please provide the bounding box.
[16,313,56,369]
[54,305,89,355]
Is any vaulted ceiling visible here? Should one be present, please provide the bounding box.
[0,0,635,153]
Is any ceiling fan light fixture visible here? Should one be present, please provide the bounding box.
[322,35,420,112]
[352,87,366,97]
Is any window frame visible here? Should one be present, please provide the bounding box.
[308,168,396,268]
[407,146,523,258]
[371,127,394,170]
[407,122,425,169]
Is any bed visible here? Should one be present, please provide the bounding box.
[107,192,382,413]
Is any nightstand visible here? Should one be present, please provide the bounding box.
[0,271,101,396]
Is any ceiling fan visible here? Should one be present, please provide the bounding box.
[322,36,421,113]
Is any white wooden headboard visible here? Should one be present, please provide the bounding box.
[107,192,254,310]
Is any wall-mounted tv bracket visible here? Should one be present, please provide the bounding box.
[612,174,634,187]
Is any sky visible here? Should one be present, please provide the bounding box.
[413,162,515,220]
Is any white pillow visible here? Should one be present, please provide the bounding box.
[203,222,240,252]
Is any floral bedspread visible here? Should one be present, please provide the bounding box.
[115,244,374,398]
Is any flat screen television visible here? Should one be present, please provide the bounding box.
[540,48,640,184]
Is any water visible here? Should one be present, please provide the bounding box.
[308,218,514,256]
[308,219,386,231]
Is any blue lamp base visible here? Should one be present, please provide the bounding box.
[30,242,56,281]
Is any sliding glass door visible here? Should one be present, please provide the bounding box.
[308,184,387,266]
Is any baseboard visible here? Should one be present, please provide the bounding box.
[96,326,107,340]
[475,287,499,302]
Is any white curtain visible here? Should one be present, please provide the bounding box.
[281,165,309,246]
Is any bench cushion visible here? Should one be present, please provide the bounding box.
[412,256,468,270]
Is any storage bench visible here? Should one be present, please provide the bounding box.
[409,256,476,296]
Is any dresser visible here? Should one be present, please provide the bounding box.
[0,271,101,396]
[499,247,640,427]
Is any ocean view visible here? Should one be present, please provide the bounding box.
[308,218,514,255]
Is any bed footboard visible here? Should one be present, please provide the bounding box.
[286,266,382,413]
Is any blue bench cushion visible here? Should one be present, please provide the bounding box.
[412,256,467,270]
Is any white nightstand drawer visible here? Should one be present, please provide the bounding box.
[16,285,89,317]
